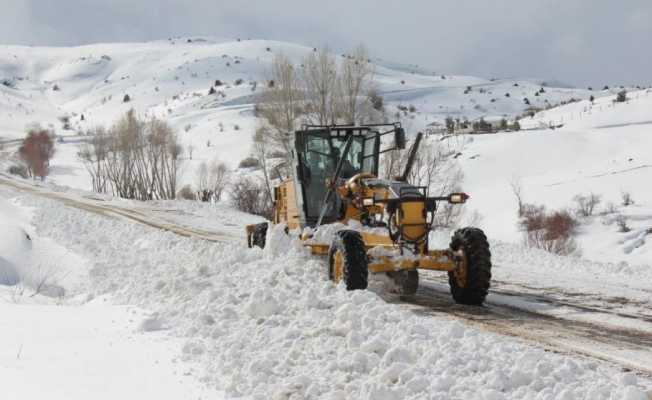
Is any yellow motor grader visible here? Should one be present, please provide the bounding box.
[246,123,491,305]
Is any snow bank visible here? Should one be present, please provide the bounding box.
[16,192,651,399]
[0,192,89,297]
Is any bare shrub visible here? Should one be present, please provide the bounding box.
[367,88,384,112]
[621,191,634,206]
[194,160,230,202]
[209,160,229,201]
[615,214,631,233]
[574,193,602,217]
[58,115,71,130]
[520,204,579,255]
[177,185,196,200]
[18,128,56,179]
[8,164,29,179]
[238,156,261,169]
[196,162,209,197]
[604,202,618,214]
[510,177,525,217]
[229,176,272,218]
[616,90,627,103]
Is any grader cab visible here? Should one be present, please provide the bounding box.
[246,123,491,305]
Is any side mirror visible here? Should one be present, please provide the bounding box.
[395,127,406,149]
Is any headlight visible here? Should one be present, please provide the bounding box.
[449,193,469,204]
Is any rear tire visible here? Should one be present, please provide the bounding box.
[328,230,368,290]
[248,223,268,249]
[448,227,491,305]
[387,270,419,295]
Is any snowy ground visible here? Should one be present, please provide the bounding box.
[1,183,652,399]
[3,37,652,399]
[0,296,221,400]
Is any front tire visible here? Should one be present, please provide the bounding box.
[448,227,491,305]
[328,230,368,290]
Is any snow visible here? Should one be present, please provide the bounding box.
[0,195,89,296]
[1,186,650,399]
[454,122,652,266]
[2,37,652,399]
[1,38,605,192]
[0,296,221,400]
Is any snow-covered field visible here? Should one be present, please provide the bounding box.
[456,89,652,266]
[2,37,652,399]
[1,185,652,399]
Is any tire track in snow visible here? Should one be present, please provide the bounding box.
[0,176,235,243]
[385,281,652,376]
[4,175,652,376]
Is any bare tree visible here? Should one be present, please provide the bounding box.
[574,193,602,217]
[257,54,305,157]
[383,136,465,228]
[303,48,340,125]
[340,45,373,124]
[253,126,274,206]
[208,160,229,201]
[78,127,109,192]
[196,161,210,201]
[83,110,181,200]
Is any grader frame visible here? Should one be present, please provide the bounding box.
[246,123,491,305]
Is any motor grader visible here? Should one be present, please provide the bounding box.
[246,123,491,305]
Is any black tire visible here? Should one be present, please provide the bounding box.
[387,269,419,295]
[448,227,492,305]
[328,230,368,290]
[249,223,268,249]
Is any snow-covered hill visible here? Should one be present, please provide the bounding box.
[1,37,649,266]
[1,38,599,185]
[457,89,652,266]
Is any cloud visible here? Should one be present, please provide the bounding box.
[1,0,650,86]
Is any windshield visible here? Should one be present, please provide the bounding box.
[299,131,378,225]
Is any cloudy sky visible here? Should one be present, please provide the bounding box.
[1,0,650,87]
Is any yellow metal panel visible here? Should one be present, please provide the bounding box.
[399,201,427,242]
[274,180,301,230]
[368,253,455,273]
[361,232,395,247]
[306,244,330,255]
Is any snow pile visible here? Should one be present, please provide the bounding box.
[304,219,388,246]
[17,192,652,399]
[0,192,89,297]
